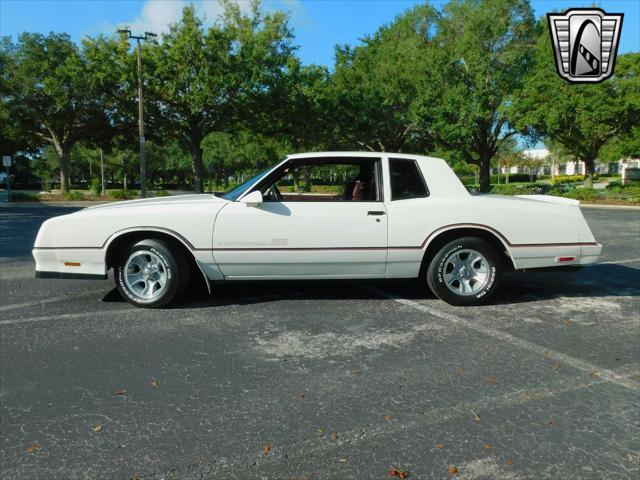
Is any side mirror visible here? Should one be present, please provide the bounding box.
[239,190,263,206]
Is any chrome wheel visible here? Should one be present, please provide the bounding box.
[442,249,490,296]
[124,250,167,300]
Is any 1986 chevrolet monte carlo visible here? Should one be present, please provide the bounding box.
[33,152,602,308]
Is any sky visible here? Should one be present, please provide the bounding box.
[1,0,638,67]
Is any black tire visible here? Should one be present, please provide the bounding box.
[426,237,501,306]
[115,239,190,308]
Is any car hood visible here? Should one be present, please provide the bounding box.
[83,194,228,212]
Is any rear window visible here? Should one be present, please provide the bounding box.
[389,158,429,200]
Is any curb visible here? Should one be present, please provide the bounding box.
[579,204,640,211]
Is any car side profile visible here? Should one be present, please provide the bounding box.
[33,152,602,307]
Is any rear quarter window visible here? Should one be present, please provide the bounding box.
[389,158,429,200]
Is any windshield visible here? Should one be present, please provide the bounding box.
[220,167,273,201]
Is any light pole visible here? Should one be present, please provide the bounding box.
[118,29,157,198]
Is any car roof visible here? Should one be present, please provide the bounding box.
[286,151,440,161]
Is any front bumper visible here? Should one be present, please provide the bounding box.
[32,248,108,279]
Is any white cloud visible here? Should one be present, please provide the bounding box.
[104,0,295,37]
[119,0,185,35]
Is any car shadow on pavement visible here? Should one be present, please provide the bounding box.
[101,263,639,308]
[493,264,640,305]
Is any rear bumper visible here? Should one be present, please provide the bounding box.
[511,242,602,269]
[579,242,603,265]
[32,248,107,279]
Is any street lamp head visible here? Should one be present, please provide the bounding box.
[144,32,157,38]
[117,29,131,36]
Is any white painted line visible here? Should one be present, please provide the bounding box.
[375,291,639,390]
[0,308,134,326]
[0,289,109,313]
[600,258,640,265]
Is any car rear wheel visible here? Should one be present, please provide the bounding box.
[115,239,190,308]
[426,237,501,306]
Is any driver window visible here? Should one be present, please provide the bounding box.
[261,158,381,202]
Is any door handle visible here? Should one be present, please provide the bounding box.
[367,211,386,216]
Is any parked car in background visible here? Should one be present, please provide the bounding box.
[33,152,602,307]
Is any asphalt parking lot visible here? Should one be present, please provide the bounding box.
[1,203,639,480]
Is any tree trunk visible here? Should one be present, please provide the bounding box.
[58,149,71,193]
[293,170,300,192]
[191,141,205,193]
[54,146,72,194]
[479,152,491,193]
[304,167,311,192]
[583,158,595,189]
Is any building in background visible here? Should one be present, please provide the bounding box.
[496,147,639,179]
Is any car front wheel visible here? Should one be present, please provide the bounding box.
[115,239,189,308]
[426,237,501,306]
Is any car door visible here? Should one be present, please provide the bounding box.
[212,158,388,278]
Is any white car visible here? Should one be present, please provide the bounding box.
[33,152,602,308]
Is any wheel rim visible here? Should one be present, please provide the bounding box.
[124,250,168,301]
[443,249,490,296]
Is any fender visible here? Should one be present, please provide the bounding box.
[104,226,212,295]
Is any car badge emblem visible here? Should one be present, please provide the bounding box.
[547,8,623,83]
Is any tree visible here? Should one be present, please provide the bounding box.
[146,1,295,192]
[329,4,439,152]
[514,26,640,187]
[3,33,120,192]
[599,125,640,163]
[492,137,523,184]
[412,0,536,192]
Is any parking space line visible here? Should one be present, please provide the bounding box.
[0,308,133,326]
[600,257,640,265]
[373,290,639,390]
[0,289,107,313]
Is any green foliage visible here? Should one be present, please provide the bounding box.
[63,191,85,201]
[330,3,439,152]
[9,192,40,202]
[146,1,295,192]
[551,175,584,185]
[561,188,599,201]
[513,22,640,188]
[490,183,547,195]
[153,190,170,197]
[109,189,136,200]
[3,32,123,192]
[90,177,102,196]
[600,125,640,162]
[414,0,536,192]
[2,0,638,197]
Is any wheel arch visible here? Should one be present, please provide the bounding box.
[418,225,515,278]
[105,228,210,294]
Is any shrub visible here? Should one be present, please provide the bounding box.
[458,176,477,186]
[109,189,136,200]
[90,178,102,197]
[491,184,541,195]
[551,175,584,185]
[9,192,40,202]
[63,191,85,201]
[622,184,640,196]
[562,189,600,201]
[153,190,170,197]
